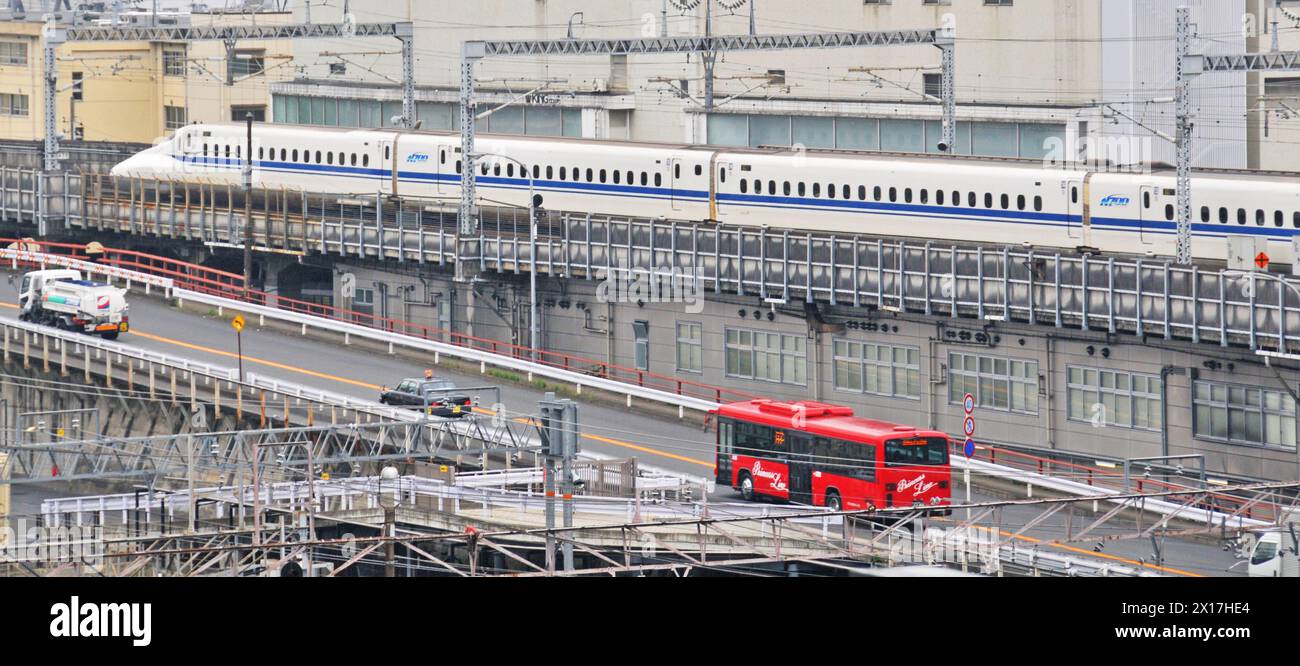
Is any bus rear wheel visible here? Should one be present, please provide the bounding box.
[739,473,754,501]
[825,491,842,512]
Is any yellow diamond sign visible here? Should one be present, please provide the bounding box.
[231,314,246,333]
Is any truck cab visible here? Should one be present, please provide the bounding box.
[17,269,82,315]
[1247,528,1299,577]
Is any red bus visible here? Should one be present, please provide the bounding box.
[714,400,951,512]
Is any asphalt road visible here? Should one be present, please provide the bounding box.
[0,278,1250,576]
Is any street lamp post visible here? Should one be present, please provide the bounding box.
[475,153,540,360]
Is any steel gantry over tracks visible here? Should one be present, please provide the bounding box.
[457,27,956,236]
[40,19,416,172]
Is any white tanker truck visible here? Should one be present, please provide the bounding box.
[15,269,130,340]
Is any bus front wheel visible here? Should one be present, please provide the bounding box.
[739,473,754,502]
[825,491,842,512]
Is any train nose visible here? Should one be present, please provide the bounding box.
[110,154,148,178]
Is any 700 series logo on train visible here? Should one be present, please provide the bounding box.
[1099,195,1131,207]
[406,153,430,163]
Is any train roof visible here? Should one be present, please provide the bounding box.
[716,399,949,443]
[184,122,1300,179]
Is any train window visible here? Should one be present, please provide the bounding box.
[480,163,488,176]
[768,181,777,196]
[719,168,727,184]
[327,152,334,165]
[587,168,594,182]
[984,193,993,208]
[858,186,866,201]
[902,188,911,204]
[440,150,446,164]
[1000,194,1010,210]
[613,170,621,184]
[753,179,761,194]
[889,187,897,202]
[202,143,208,156]
[1016,195,1025,211]
[1071,187,1078,204]
[828,184,836,199]
[385,146,391,161]
[937,190,946,206]
[695,165,703,176]
[316,151,323,164]
[741,180,748,194]
[953,191,960,207]
[1276,211,1285,227]
[504,164,512,177]
[920,189,929,205]
[292,149,299,162]
[494,163,502,176]
[798,183,806,197]
[655,173,662,187]
[1200,206,1210,222]
[534,166,541,179]
[1219,207,1227,224]
[599,169,607,183]
[1142,191,1151,208]
[363,154,370,168]
[546,166,553,180]
[640,172,648,186]
[968,192,977,208]
[224,145,231,158]
[843,185,850,200]
[813,183,821,197]
[783,182,791,196]
[1294,212,1300,228]
[675,164,681,179]
[454,160,460,173]
[1256,209,1266,226]
[258,147,264,160]
[559,167,566,180]
[1238,209,1247,225]
[1034,195,1043,212]
[352,153,358,166]
[1165,204,1174,221]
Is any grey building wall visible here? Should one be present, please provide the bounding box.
[328,260,1300,482]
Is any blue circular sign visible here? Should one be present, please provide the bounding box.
[963,393,975,414]
[964,438,975,458]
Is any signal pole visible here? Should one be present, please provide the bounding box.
[242,113,254,291]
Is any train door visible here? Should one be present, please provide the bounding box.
[1065,179,1082,239]
[380,140,397,196]
[787,433,814,505]
[1139,185,1158,244]
[714,160,734,221]
[667,157,683,212]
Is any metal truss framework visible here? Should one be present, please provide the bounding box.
[22,481,1298,578]
[42,21,416,171]
[2,417,539,487]
[458,28,955,236]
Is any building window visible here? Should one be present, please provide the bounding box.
[163,47,186,77]
[1193,381,1296,449]
[726,328,806,386]
[1066,367,1162,431]
[230,49,265,79]
[0,41,27,66]
[948,352,1039,415]
[833,339,921,399]
[676,322,703,373]
[231,106,266,122]
[0,93,30,117]
[633,320,650,371]
[164,105,187,131]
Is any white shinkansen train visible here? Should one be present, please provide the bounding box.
[111,123,1300,264]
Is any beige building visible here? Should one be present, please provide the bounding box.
[271,0,1271,169]
[0,9,294,146]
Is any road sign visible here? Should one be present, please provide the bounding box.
[1256,252,1271,270]
[963,393,975,414]
[964,438,975,458]
[963,416,976,438]
[231,314,246,333]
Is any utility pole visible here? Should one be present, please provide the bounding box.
[703,0,715,113]
[1174,6,1199,265]
[539,393,579,573]
[242,112,254,290]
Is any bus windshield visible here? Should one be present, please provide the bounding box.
[885,438,949,466]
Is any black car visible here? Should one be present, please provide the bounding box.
[379,378,473,418]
